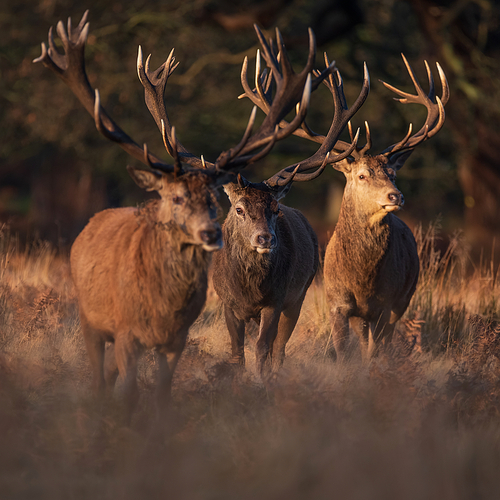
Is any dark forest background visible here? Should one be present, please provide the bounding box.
[1,0,499,257]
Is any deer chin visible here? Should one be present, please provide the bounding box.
[202,241,224,252]
[382,204,401,213]
[255,246,273,254]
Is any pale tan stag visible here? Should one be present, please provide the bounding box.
[34,12,315,420]
[322,55,449,360]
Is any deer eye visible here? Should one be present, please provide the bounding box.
[235,207,245,216]
[172,196,184,205]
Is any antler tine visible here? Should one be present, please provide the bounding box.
[265,128,361,188]
[270,152,328,188]
[136,46,210,169]
[380,53,448,156]
[239,125,281,165]
[348,120,372,159]
[436,62,450,106]
[360,121,372,155]
[424,60,436,103]
[264,154,330,189]
[253,25,281,80]
[275,28,293,78]
[34,11,177,174]
[384,123,414,155]
[311,62,370,157]
[254,50,270,113]
[217,123,281,170]
[280,164,302,187]
[331,58,348,110]
[304,28,317,80]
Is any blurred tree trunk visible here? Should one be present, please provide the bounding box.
[31,159,107,247]
[409,0,500,256]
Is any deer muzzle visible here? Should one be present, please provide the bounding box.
[252,231,277,254]
[199,226,223,252]
[382,191,404,212]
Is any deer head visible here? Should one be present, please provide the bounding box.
[329,55,449,223]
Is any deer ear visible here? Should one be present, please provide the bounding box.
[273,182,293,201]
[331,158,352,174]
[387,150,413,171]
[222,182,237,198]
[127,165,164,192]
[223,173,249,197]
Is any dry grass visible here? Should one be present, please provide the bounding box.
[1,222,500,500]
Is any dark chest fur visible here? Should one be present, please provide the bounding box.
[213,217,292,320]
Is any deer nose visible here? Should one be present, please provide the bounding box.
[199,227,222,245]
[388,192,404,206]
[257,233,276,248]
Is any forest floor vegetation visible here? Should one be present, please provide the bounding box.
[1,222,500,499]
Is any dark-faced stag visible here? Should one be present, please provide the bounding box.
[34,12,314,421]
[212,31,369,378]
[321,55,449,361]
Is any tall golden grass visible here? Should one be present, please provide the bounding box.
[1,221,500,500]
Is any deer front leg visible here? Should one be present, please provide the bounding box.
[155,344,185,423]
[114,334,140,424]
[224,304,246,366]
[103,343,119,393]
[256,307,281,379]
[350,316,370,362]
[272,297,305,371]
[80,311,106,397]
[329,305,351,363]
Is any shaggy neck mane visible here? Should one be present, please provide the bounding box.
[134,200,210,314]
[335,198,391,292]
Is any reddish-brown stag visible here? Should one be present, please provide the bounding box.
[34,12,314,419]
[213,32,369,377]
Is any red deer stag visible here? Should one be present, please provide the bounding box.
[34,12,316,419]
[321,55,449,360]
[213,36,369,377]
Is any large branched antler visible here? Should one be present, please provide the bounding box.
[262,53,370,188]
[33,10,177,174]
[380,53,449,158]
